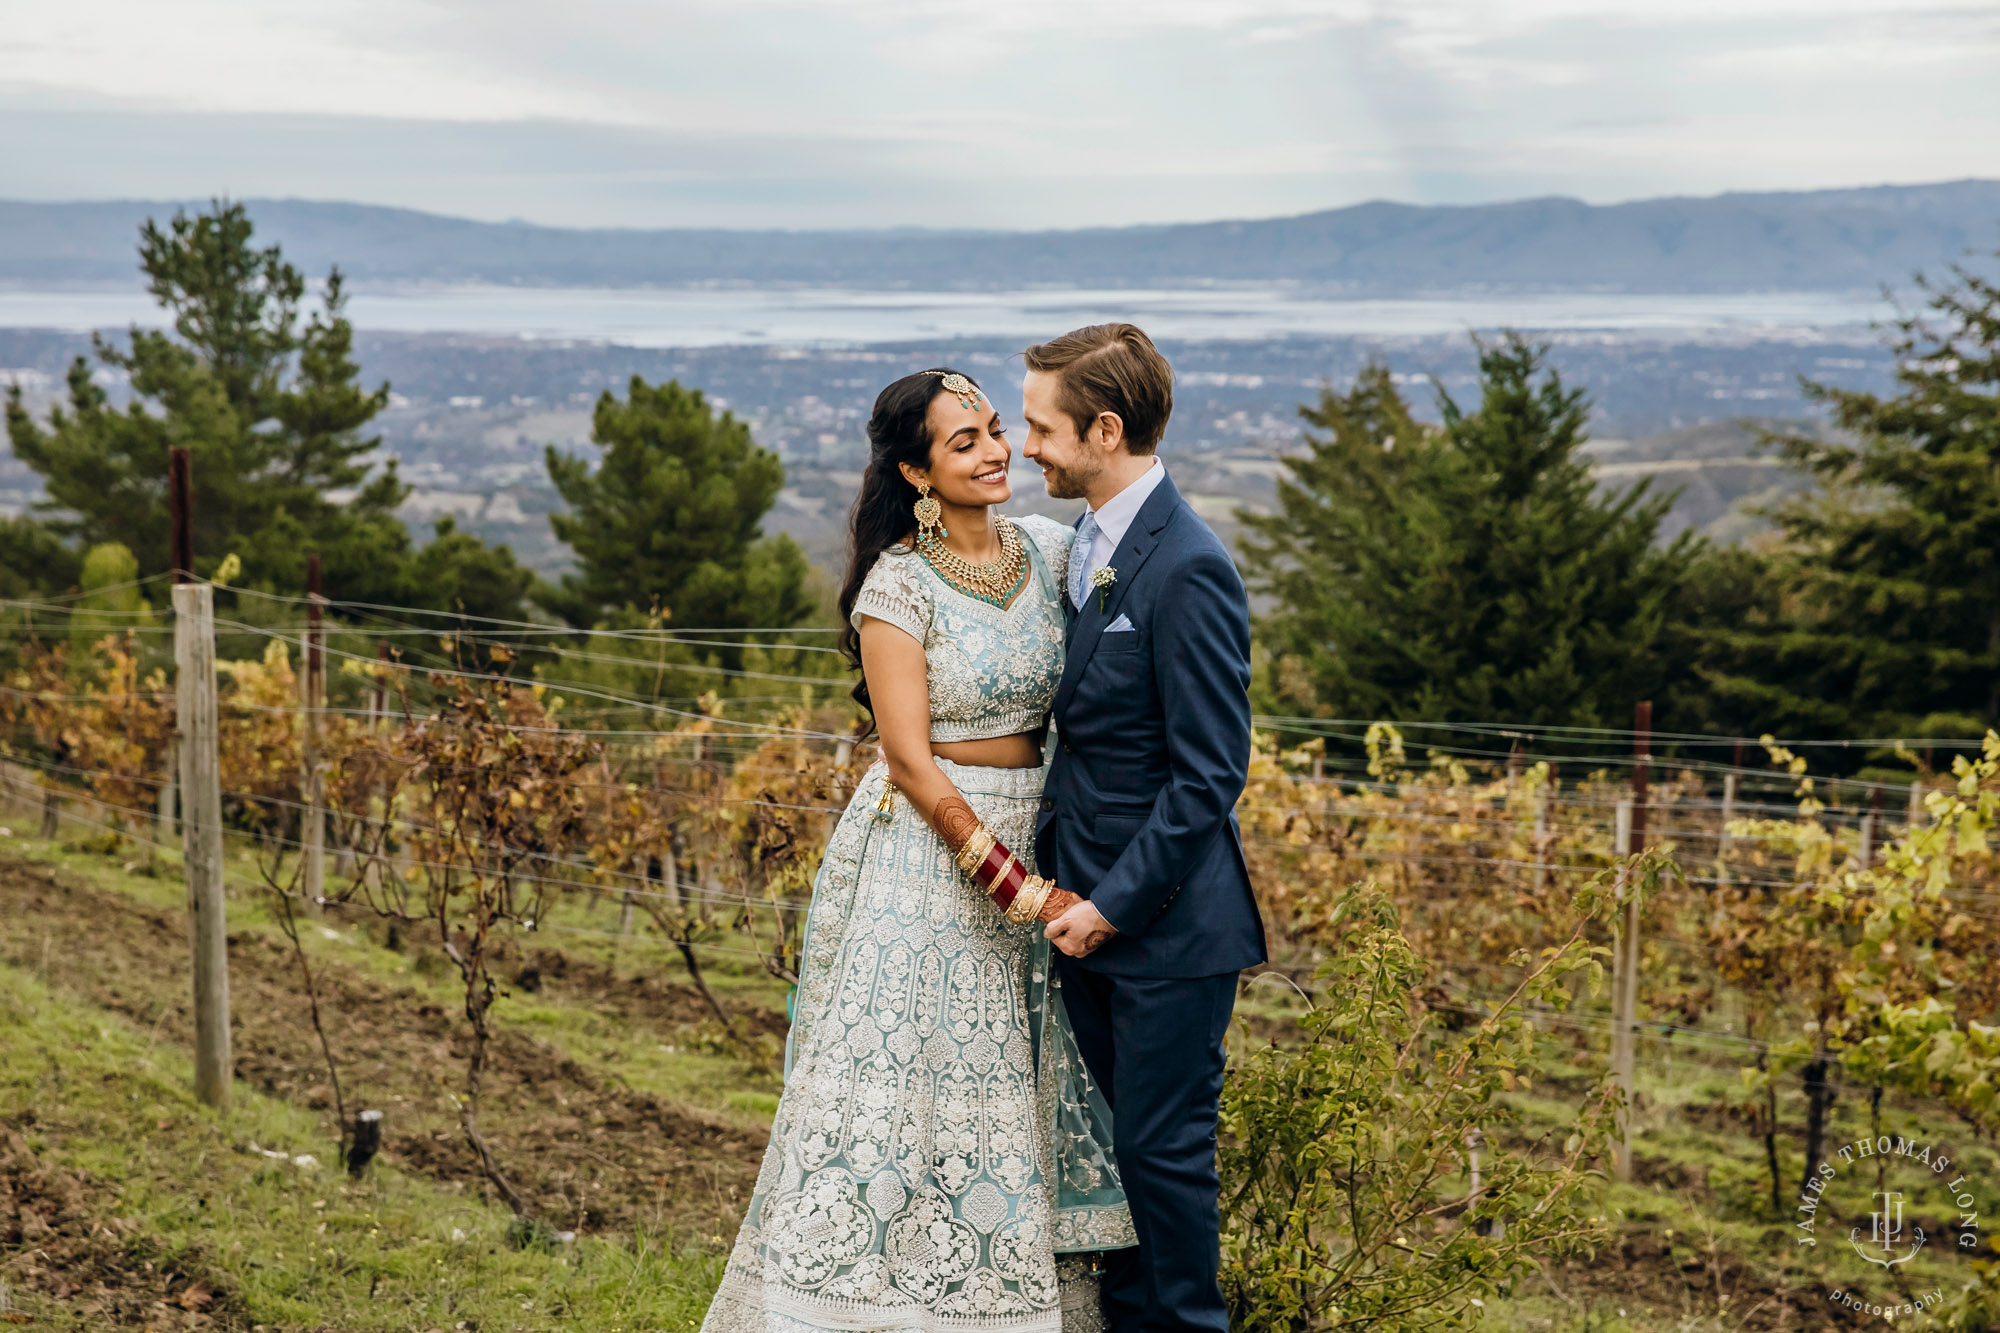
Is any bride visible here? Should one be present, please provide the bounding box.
[701,369,1134,1332]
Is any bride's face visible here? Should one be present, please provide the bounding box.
[903,392,1013,510]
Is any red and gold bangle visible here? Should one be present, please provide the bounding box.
[949,819,1049,919]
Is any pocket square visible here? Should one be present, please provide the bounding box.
[1103,614,1135,633]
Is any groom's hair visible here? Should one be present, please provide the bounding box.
[1022,323,1174,455]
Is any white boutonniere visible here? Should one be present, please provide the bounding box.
[1091,566,1118,612]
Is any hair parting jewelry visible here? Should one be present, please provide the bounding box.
[922,370,986,411]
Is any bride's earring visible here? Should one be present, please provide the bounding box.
[914,481,947,543]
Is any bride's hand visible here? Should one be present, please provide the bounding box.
[1035,886,1082,924]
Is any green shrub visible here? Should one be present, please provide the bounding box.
[1220,879,1629,1330]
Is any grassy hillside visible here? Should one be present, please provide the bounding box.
[0,816,794,1330]
[3,785,1994,1330]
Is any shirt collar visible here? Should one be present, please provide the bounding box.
[1086,457,1165,551]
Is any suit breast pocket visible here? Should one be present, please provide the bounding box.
[1095,631,1144,655]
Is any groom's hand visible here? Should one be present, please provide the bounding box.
[1046,898,1116,958]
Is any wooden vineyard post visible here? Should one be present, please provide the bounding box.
[1610,699,1651,1183]
[1610,797,1635,1181]
[1718,740,1742,883]
[157,739,178,843]
[301,555,327,911]
[1858,786,1880,869]
[370,639,388,729]
[359,638,390,896]
[1531,777,1551,894]
[171,448,232,1108]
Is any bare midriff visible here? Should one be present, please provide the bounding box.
[931,730,1044,770]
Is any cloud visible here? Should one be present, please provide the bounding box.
[1,0,1996,227]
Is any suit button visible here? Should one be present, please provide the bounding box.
[1061,742,1072,754]
[1039,799,1054,813]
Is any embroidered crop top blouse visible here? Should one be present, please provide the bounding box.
[849,513,1074,743]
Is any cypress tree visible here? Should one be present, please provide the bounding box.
[1241,336,1701,729]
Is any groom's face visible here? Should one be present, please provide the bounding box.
[1021,369,1103,501]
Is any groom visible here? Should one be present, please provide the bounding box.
[1023,323,1266,1332]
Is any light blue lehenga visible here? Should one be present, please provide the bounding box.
[701,514,1133,1333]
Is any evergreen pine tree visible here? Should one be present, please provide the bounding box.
[1241,336,1701,728]
[541,377,811,646]
[2,201,530,617]
[1697,259,2000,739]
[406,517,538,626]
[0,517,80,598]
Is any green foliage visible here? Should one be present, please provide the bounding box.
[1698,258,2000,741]
[1219,880,1619,1332]
[1723,733,2000,1325]
[0,516,82,598]
[1839,735,2000,1120]
[542,377,812,648]
[404,516,537,625]
[1241,339,1702,729]
[68,542,155,651]
[0,201,532,622]
[1654,543,1800,741]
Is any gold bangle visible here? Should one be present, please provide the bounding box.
[1008,874,1053,925]
[955,825,995,876]
[1026,877,1056,923]
[988,849,1018,895]
[1003,883,1034,925]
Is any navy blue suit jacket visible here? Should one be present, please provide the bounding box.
[1035,470,1267,979]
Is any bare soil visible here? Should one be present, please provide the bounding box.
[0,1118,243,1330]
[0,854,770,1240]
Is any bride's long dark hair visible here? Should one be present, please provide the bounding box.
[838,368,982,718]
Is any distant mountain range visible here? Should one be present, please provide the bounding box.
[3,180,1996,294]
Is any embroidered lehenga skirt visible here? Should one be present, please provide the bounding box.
[701,757,1133,1333]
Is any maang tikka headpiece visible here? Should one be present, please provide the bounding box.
[924,371,984,411]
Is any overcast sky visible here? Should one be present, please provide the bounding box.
[5,0,1997,229]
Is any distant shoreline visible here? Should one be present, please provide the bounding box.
[0,283,1889,349]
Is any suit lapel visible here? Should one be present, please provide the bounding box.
[1052,471,1181,722]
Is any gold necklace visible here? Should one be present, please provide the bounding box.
[917,517,1028,608]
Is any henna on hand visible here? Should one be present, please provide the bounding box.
[1035,887,1082,924]
[932,794,981,853]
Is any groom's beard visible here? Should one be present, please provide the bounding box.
[1040,455,1100,501]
